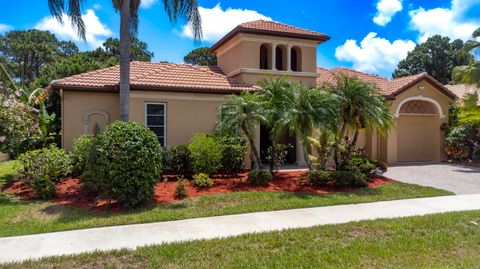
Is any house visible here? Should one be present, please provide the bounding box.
[50,20,457,165]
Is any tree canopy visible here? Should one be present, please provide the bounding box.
[184,47,217,66]
[393,35,472,84]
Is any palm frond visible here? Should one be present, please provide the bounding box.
[161,0,202,42]
[47,0,86,39]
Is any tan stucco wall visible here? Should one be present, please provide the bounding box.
[61,91,120,150]
[234,73,318,88]
[216,33,319,78]
[384,80,451,163]
[61,90,260,168]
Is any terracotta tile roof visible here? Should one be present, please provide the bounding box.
[446,84,480,105]
[211,20,330,52]
[317,67,456,100]
[51,61,257,93]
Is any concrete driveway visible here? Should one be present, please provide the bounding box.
[385,163,480,195]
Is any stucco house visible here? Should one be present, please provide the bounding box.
[50,20,457,165]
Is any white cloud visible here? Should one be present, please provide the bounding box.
[0,24,13,33]
[373,0,403,26]
[410,0,480,42]
[140,0,157,9]
[182,4,272,42]
[335,32,416,75]
[35,9,112,48]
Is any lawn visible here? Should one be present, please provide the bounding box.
[4,210,480,268]
[0,160,452,237]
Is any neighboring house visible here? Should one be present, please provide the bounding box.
[446,84,480,106]
[50,20,456,165]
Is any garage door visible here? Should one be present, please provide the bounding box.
[397,115,439,162]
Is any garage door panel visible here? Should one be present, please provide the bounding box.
[398,115,438,162]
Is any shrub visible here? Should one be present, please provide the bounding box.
[173,178,188,199]
[302,170,331,186]
[70,135,94,176]
[31,175,55,199]
[218,135,246,175]
[81,121,163,208]
[18,145,72,182]
[341,156,387,177]
[266,143,292,173]
[331,170,368,188]
[0,91,39,157]
[248,169,272,185]
[445,123,479,160]
[187,133,223,175]
[163,144,193,177]
[193,173,214,188]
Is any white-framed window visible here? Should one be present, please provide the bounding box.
[145,103,166,147]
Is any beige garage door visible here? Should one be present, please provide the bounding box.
[397,115,439,162]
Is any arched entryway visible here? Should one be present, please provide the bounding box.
[396,98,442,162]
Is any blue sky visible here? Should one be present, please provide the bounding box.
[1,0,479,77]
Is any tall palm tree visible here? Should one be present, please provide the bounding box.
[453,27,480,87]
[328,75,393,166]
[47,0,202,121]
[216,92,266,169]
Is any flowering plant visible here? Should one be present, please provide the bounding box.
[0,89,39,157]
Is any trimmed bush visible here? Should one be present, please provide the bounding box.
[331,170,368,188]
[31,175,55,199]
[341,156,387,177]
[193,173,214,188]
[163,144,193,177]
[303,170,331,186]
[174,178,188,199]
[218,136,247,175]
[18,145,72,182]
[248,169,272,185]
[70,135,94,176]
[81,121,163,208]
[187,133,223,175]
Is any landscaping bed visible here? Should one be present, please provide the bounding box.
[4,171,394,211]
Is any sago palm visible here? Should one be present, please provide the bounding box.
[453,27,480,87]
[47,0,202,121]
[216,92,266,169]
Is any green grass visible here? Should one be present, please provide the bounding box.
[0,161,452,237]
[4,210,480,269]
[0,161,18,188]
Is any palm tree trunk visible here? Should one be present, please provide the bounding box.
[119,0,131,121]
[244,127,262,169]
[301,138,313,170]
[346,129,360,159]
[331,123,347,168]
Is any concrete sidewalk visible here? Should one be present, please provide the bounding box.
[2,194,480,264]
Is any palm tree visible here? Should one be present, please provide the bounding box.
[216,92,266,169]
[47,0,202,121]
[261,78,340,170]
[328,75,393,166]
[453,27,480,87]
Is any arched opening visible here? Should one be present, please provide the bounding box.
[259,44,270,70]
[291,46,302,72]
[397,99,441,162]
[83,109,110,135]
[275,45,287,71]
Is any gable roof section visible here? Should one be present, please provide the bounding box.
[50,61,257,94]
[210,20,330,52]
[316,67,457,100]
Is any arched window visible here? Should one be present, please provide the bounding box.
[275,45,287,71]
[260,44,269,70]
[291,46,302,72]
[399,100,437,114]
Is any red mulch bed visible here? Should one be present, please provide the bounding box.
[3,171,394,212]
